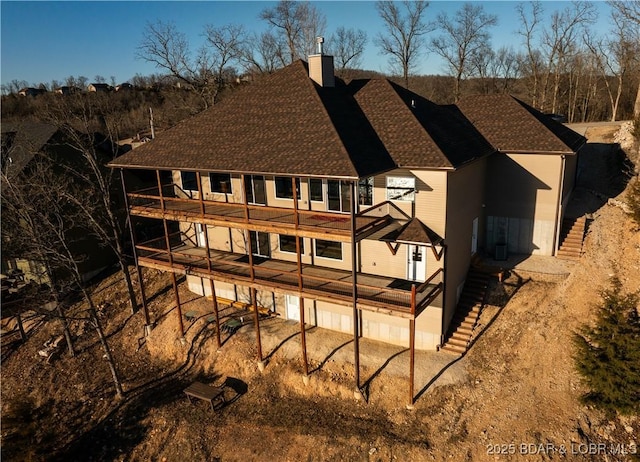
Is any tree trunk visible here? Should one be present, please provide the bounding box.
[83,289,124,399]
[634,80,640,119]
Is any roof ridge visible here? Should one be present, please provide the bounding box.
[301,62,360,178]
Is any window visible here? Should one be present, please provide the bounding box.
[275,176,301,199]
[315,239,342,260]
[279,235,303,253]
[245,175,266,204]
[309,178,323,202]
[358,177,373,206]
[181,171,197,191]
[249,231,270,257]
[327,180,351,213]
[209,173,232,194]
[386,176,415,201]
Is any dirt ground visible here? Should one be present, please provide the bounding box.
[1,124,639,461]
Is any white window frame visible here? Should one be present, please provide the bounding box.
[278,234,303,254]
[314,239,343,261]
[309,178,325,203]
[209,172,232,194]
[274,176,301,200]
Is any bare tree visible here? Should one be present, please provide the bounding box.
[375,0,433,90]
[607,0,640,117]
[538,2,596,113]
[136,20,245,108]
[240,31,286,75]
[328,27,368,77]
[1,155,124,398]
[430,2,498,102]
[516,1,544,107]
[41,94,141,316]
[585,11,640,121]
[260,0,327,64]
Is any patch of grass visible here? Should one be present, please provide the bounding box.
[573,276,640,415]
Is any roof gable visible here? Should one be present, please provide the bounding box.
[352,80,494,169]
[456,94,585,153]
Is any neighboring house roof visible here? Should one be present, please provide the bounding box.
[109,60,493,177]
[456,94,586,154]
[1,122,58,179]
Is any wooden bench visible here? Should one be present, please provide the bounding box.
[184,381,226,411]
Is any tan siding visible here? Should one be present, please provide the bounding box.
[412,169,448,238]
[359,240,406,279]
[444,159,487,328]
[485,153,561,255]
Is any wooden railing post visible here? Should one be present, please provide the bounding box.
[411,284,417,316]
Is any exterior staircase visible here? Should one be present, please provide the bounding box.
[556,216,586,260]
[440,268,490,355]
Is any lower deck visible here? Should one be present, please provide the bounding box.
[137,243,443,319]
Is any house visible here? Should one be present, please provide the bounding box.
[87,83,113,93]
[115,83,133,92]
[1,122,114,286]
[109,46,585,405]
[54,86,81,95]
[18,87,47,97]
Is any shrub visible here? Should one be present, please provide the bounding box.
[628,177,640,227]
[574,276,640,415]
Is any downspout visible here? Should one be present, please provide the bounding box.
[553,155,566,256]
[439,244,448,349]
[351,180,363,400]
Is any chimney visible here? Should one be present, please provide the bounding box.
[308,36,335,88]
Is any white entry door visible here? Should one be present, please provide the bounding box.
[286,295,300,321]
[196,223,206,247]
[407,245,426,282]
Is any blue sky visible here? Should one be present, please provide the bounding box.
[1,1,614,88]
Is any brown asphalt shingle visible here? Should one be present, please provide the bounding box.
[353,80,494,169]
[111,61,390,178]
[1,122,58,179]
[456,94,586,153]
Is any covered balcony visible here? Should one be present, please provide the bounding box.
[126,182,408,243]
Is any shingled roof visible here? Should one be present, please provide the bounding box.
[110,60,495,176]
[1,122,58,179]
[111,61,395,178]
[352,80,495,169]
[456,94,586,154]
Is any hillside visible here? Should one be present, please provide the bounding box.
[1,123,638,461]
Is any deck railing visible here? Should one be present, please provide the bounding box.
[136,237,444,316]
[127,183,390,234]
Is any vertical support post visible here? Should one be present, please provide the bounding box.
[299,296,309,381]
[411,283,417,316]
[292,177,300,229]
[407,318,416,410]
[120,169,150,326]
[155,169,165,211]
[351,180,362,400]
[251,287,265,370]
[209,279,221,348]
[172,272,184,337]
[16,314,26,342]
[196,171,205,215]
